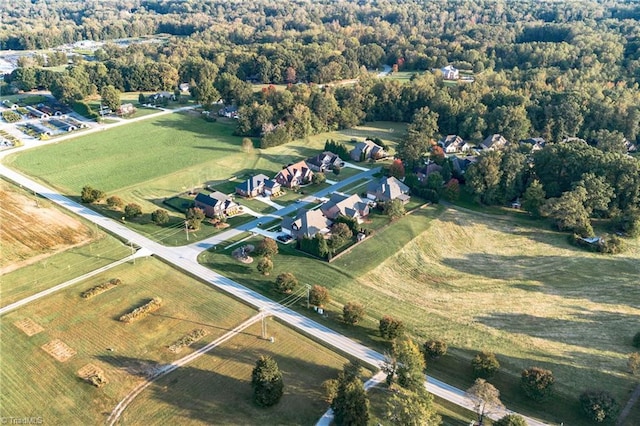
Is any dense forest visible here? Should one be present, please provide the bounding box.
[3,0,640,234]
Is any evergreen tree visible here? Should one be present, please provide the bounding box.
[251,356,284,407]
[331,361,369,426]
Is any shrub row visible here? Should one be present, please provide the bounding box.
[119,297,162,323]
[81,278,121,299]
[168,328,208,353]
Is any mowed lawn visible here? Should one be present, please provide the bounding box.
[0,258,255,424]
[120,320,354,425]
[200,206,640,424]
[4,114,406,217]
[0,234,131,307]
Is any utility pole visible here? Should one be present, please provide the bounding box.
[185,221,189,241]
[260,308,268,339]
[130,242,135,264]
[306,284,311,309]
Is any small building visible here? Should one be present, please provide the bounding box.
[179,82,190,93]
[49,119,77,132]
[235,174,270,198]
[441,65,459,80]
[320,193,370,222]
[481,134,509,151]
[350,139,386,162]
[520,137,546,152]
[263,179,281,196]
[281,209,332,240]
[274,161,314,188]
[438,135,468,153]
[218,105,239,119]
[149,91,175,103]
[366,176,410,204]
[624,138,637,153]
[416,163,443,183]
[306,151,344,173]
[451,156,477,175]
[193,191,239,218]
[26,106,49,119]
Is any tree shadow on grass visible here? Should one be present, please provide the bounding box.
[474,310,636,354]
[98,347,343,425]
[442,253,640,308]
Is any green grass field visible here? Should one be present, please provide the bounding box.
[0,234,131,308]
[4,112,405,222]
[0,258,256,424]
[200,205,640,424]
[119,320,355,425]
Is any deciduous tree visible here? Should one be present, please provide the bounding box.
[124,203,142,218]
[579,390,619,423]
[385,387,440,426]
[423,340,448,360]
[309,285,330,307]
[151,209,170,225]
[331,361,369,426]
[100,84,120,111]
[467,378,504,425]
[521,367,555,401]
[379,315,405,341]
[257,257,273,276]
[494,414,527,426]
[256,237,278,257]
[472,351,500,379]
[275,272,298,294]
[343,302,365,325]
[383,199,405,220]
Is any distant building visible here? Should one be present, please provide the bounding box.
[320,193,370,222]
[441,65,459,80]
[481,134,509,151]
[235,174,270,198]
[306,151,344,172]
[438,135,468,153]
[520,137,546,152]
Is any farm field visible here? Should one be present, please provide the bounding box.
[200,205,640,424]
[4,113,405,217]
[0,258,255,424]
[119,320,355,425]
[0,178,95,272]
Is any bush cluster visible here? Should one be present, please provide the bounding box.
[119,297,162,323]
[168,329,207,352]
[81,278,121,299]
[85,372,107,388]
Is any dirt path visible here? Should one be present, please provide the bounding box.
[106,312,264,426]
[617,383,640,425]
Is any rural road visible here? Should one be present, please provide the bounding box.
[0,163,548,426]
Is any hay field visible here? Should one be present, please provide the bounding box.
[0,179,95,273]
[0,258,255,424]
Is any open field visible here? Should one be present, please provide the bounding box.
[0,258,256,424]
[4,114,405,216]
[0,179,94,273]
[200,205,640,423]
[119,320,356,425]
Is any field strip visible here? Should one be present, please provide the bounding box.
[106,312,264,426]
[0,249,151,315]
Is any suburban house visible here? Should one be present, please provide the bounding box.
[149,91,176,103]
[520,137,546,152]
[320,193,370,222]
[438,135,469,153]
[179,82,190,93]
[235,174,271,198]
[218,105,239,119]
[263,179,281,196]
[416,163,443,182]
[306,151,344,172]
[274,161,314,188]
[366,176,411,204]
[481,134,509,151]
[350,139,386,162]
[281,209,332,240]
[193,191,239,218]
[441,65,459,80]
[451,156,477,175]
[624,138,638,153]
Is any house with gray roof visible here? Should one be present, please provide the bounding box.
[438,135,469,153]
[320,193,370,222]
[306,151,344,172]
[194,191,239,218]
[350,139,386,162]
[281,209,332,240]
[366,176,410,204]
[481,134,509,151]
[274,161,314,188]
[235,174,270,198]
